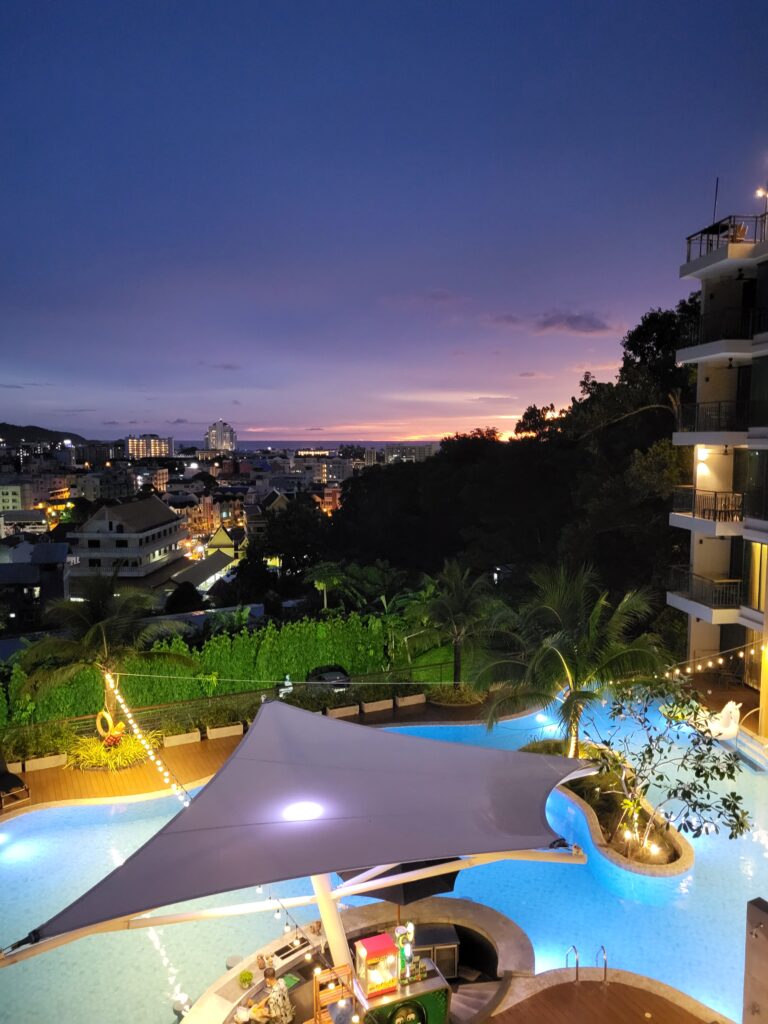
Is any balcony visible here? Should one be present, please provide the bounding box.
[686,213,768,262]
[672,486,744,521]
[667,567,743,623]
[676,400,748,433]
[681,307,768,348]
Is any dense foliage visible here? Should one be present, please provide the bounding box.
[6,613,392,723]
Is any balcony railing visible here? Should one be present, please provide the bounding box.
[680,307,768,347]
[677,400,749,432]
[668,566,743,608]
[686,213,768,262]
[672,486,744,522]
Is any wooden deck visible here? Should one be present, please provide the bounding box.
[495,981,715,1023]
[4,734,241,811]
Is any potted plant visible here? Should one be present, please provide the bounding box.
[203,704,244,740]
[22,722,74,772]
[359,686,395,714]
[162,715,202,748]
[239,970,254,990]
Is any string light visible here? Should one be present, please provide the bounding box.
[103,673,191,808]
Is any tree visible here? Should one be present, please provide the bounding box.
[255,493,331,579]
[486,565,666,756]
[19,576,193,721]
[618,294,699,399]
[303,561,347,611]
[164,581,206,614]
[514,404,562,439]
[405,560,510,688]
[585,678,750,854]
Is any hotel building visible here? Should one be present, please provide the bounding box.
[205,420,237,452]
[666,209,768,734]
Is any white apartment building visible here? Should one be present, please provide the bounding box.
[384,443,440,464]
[205,420,237,452]
[666,208,768,734]
[68,495,186,591]
[126,435,174,459]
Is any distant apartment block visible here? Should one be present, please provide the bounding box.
[205,419,237,452]
[126,434,174,459]
[384,443,440,464]
[666,208,768,732]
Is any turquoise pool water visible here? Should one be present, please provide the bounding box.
[1,709,765,1022]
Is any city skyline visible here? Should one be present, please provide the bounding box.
[3,1,768,440]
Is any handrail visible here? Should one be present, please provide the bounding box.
[738,707,767,746]
[596,945,608,984]
[565,944,579,982]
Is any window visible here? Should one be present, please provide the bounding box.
[116,540,127,549]
[745,541,768,612]
[88,558,102,568]
[87,539,100,549]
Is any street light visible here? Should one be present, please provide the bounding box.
[756,186,768,216]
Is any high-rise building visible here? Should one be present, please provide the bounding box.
[205,420,237,452]
[126,434,174,459]
[666,208,768,733]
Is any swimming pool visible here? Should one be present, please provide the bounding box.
[1,708,764,1022]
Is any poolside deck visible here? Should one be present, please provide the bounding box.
[7,734,242,810]
[496,980,719,1023]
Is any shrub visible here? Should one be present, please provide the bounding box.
[426,684,484,706]
[67,731,162,771]
[239,970,254,989]
[0,721,77,761]
[198,703,241,729]
[160,713,199,736]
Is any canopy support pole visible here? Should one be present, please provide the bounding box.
[311,873,353,971]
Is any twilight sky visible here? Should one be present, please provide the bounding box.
[2,1,767,442]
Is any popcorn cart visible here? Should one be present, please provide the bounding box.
[354,934,399,998]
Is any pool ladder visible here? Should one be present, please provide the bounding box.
[564,945,608,984]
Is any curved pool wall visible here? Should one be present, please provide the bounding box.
[1,707,764,1022]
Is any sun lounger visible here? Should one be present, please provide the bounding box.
[0,755,31,813]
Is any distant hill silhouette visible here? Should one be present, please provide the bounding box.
[0,422,87,445]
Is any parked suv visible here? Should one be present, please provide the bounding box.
[305,665,351,692]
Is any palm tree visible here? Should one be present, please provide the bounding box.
[20,575,193,721]
[406,560,510,688]
[304,561,340,611]
[486,564,666,756]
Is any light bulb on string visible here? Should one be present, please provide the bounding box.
[284,921,291,934]
[274,908,281,920]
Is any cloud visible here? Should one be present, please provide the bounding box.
[0,384,24,389]
[102,420,120,425]
[421,288,458,304]
[484,313,522,326]
[167,418,188,424]
[535,311,611,334]
[306,427,324,432]
[56,408,96,413]
[232,400,241,406]
[201,361,243,371]
[518,372,537,378]
[128,419,138,425]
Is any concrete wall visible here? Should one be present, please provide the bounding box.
[743,898,768,1023]
[691,536,733,577]
[695,445,734,491]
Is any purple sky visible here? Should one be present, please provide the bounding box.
[2,1,767,441]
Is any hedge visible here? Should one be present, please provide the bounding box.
[6,613,394,724]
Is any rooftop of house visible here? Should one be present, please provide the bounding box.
[80,495,181,534]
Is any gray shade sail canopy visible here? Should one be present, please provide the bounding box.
[28,701,584,946]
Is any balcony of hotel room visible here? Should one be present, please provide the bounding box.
[681,211,768,280]
[670,443,746,537]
